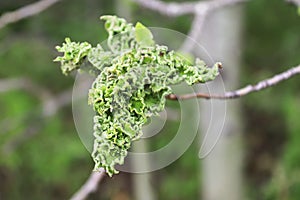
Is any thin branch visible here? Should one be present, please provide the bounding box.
[1,87,73,153]
[42,88,73,117]
[70,169,106,200]
[0,77,75,116]
[180,10,207,53]
[133,0,246,17]
[132,0,196,16]
[0,0,61,29]
[134,0,246,52]
[0,78,26,92]
[180,0,246,52]
[1,78,90,153]
[0,77,53,102]
[286,0,300,6]
[167,64,300,100]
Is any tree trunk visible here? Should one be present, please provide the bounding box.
[196,5,244,200]
[115,1,156,199]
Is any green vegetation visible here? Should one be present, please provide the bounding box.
[54,15,219,176]
[1,0,300,199]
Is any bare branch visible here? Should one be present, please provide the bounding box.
[1,77,90,153]
[133,0,246,17]
[180,0,246,52]
[0,77,54,102]
[133,0,246,52]
[0,76,90,116]
[0,0,61,29]
[1,87,73,153]
[0,78,26,92]
[167,64,300,100]
[70,169,106,200]
[42,88,73,117]
[132,0,195,16]
[180,11,207,53]
[286,0,300,6]
[0,77,76,116]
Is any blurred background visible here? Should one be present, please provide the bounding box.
[0,0,300,199]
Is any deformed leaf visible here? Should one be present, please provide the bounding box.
[135,22,154,47]
[54,15,220,176]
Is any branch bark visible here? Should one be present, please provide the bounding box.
[70,169,106,200]
[167,64,300,100]
[0,77,81,117]
[133,0,246,17]
[1,77,90,153]
[286,0,300,6]
[134,0,247,55]
[0,0,60,29]
[180,11,208,53]
[0,77,52,101]
[181,0,246,52]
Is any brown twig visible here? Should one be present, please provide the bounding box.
[70,169,106,200]
[167,64,300,100]
[0,0,60,29]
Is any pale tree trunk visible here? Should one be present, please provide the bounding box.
[115,0,132,20]
[195,5,245,200]
[131,137,156,200]
[114,1,156,199]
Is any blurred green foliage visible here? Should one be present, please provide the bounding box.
[0,0,300,199]
[243,0,300,199]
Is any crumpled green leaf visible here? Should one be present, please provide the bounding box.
[54,38,91,75]
[54,15,220,176]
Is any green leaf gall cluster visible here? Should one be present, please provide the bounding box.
[54,15,220,176]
